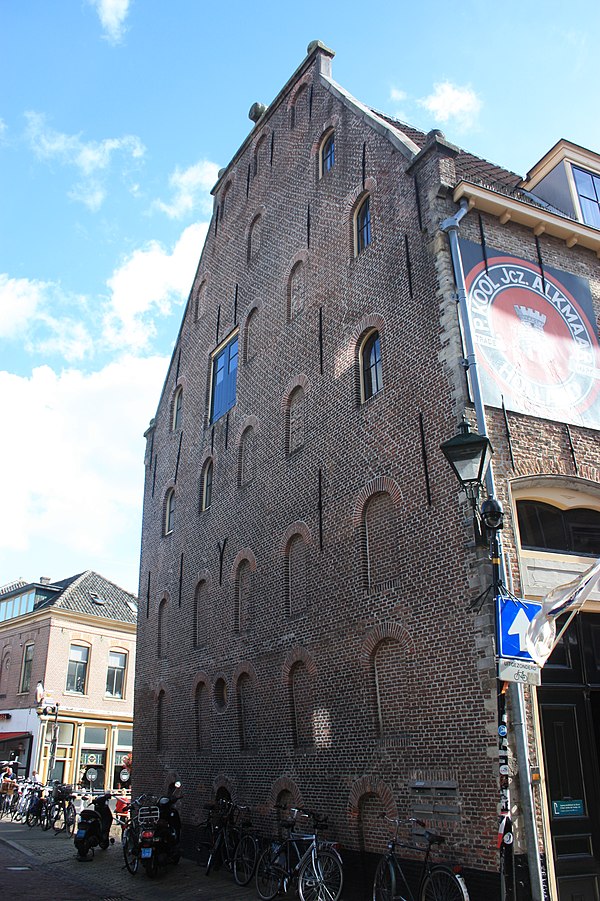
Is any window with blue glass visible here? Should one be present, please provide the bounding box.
[210,334,239,423]
[361,330,383,401]
[356,195,371,254]
[321,131,334,176]
[573,166,600,229]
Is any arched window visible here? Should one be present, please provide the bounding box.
[164,489,175,535]
[194,581,208,648]
[288,261,306,321]
[290,661,313,748]
[517,500,600,556]
[157,690,166,751]
[172,387,183,430]
[200,459,213,512]
[248,215,262,262]
[360,330,383,401]
[238,428,256,487]
[287,388,306,455]
[364,492,397,592]
[235,560,252,632]
[286,534,307,616]
[320,130,335,177]
[157,599,167,658]
[195,681,210,752]
[355,195,371,255]
[237,672,256,751]
[245,308,259,362]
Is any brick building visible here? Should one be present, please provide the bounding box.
[135,42,600,900]
[0,571,136,789]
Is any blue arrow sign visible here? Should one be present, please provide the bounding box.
[497,596,542,660]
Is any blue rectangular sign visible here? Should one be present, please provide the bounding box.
[497,596,542,661]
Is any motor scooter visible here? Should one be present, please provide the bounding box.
[74,793,114,860]
[139,782,182,878]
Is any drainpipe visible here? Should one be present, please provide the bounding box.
[440,203,545,901]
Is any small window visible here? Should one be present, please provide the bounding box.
[66,644,89,694]
[106,651,127,699]
[573,166,600,229]
[200,459,213,511]
[172,387,183,430]
[165,488,175,535]
[355,195,371,255]
[20,643,34,693]
[210,333,239,423]
[320,131,335,177]
[361,330,383,401]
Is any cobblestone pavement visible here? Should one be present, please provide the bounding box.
[0,817,251,900]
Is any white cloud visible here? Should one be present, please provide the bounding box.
[89,0,131,45]
[103,221,208,351]
[0,355,167,593]
[154,160,220,219]
[390,87,407,103]
[25,111,145,210]
[0,274,48,338]
[419,81,482,130]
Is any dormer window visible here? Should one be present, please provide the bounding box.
[572,167,600,229]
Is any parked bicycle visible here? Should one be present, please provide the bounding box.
[46,782,77,836]
[255,805,343,901]
[196,798,259,886]
[372,814,469,901]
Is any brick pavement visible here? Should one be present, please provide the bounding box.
[0,818,251,900]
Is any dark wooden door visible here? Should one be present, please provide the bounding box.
[539,614,600,901]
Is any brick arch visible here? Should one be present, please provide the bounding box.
[191,671,211,697]
[342,178,378,222]
[232,660,258,684]
[310,115,341,158]
[510,472,600,496]
[351,315,386,352]
[229,548,257,580]
[155,590,171,615]
[287,73,312,110]
[352,477,403,527]
[348,777,397,819]
[251,126,272,156]
[514,456,600,482]
[280,520,312,554]
[194,570,212,590]
[235,415,260,448]
[267,776,303,809]
[151,680,171,702]
[244,206,267,243]
[281,374,310,411]
[282,645,317,682]
[360,621,415,666]
[286,248,309,273]
[193,274,210,320]
[212,773,236,801]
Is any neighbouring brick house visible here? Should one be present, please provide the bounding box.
[135,42,600,901]
[0,571,137,789]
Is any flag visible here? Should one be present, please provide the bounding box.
[525,557,600,666]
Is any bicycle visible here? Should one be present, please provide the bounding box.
[196,798,259,886]
[372,814,469,901]
[255,806,343,901]
[122,793,150,875]
[47,782,77,836]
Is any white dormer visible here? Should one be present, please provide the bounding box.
[521,139,600,228]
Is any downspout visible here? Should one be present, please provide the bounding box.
[440,202,545,901]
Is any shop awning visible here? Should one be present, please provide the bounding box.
[0,732,31,743]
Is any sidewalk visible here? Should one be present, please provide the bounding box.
[0,817,249,900]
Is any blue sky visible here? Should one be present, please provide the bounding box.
[1,0,599,594]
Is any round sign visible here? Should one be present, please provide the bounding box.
[503,832,514,845]
[86,767,98,782]
[498,725,507,737]
[120,769,130,782]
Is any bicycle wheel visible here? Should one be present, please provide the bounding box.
[65,801,77,836]
[255,846,281,901]
[233,832,258,886]
[373,856,396,901]
[42,801,56,830]
[123,827,139,875]
[298,848,343,901]
[26,806,39,828]
[420,866,469,901]
[196,823,213,868]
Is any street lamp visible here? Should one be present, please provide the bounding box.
[440,418,497,545]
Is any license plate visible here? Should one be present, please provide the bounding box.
[76,830,85,839]
[141,847,152,858]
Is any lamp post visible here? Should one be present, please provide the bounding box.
[43,703,60,785]
[441,422,515,901]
